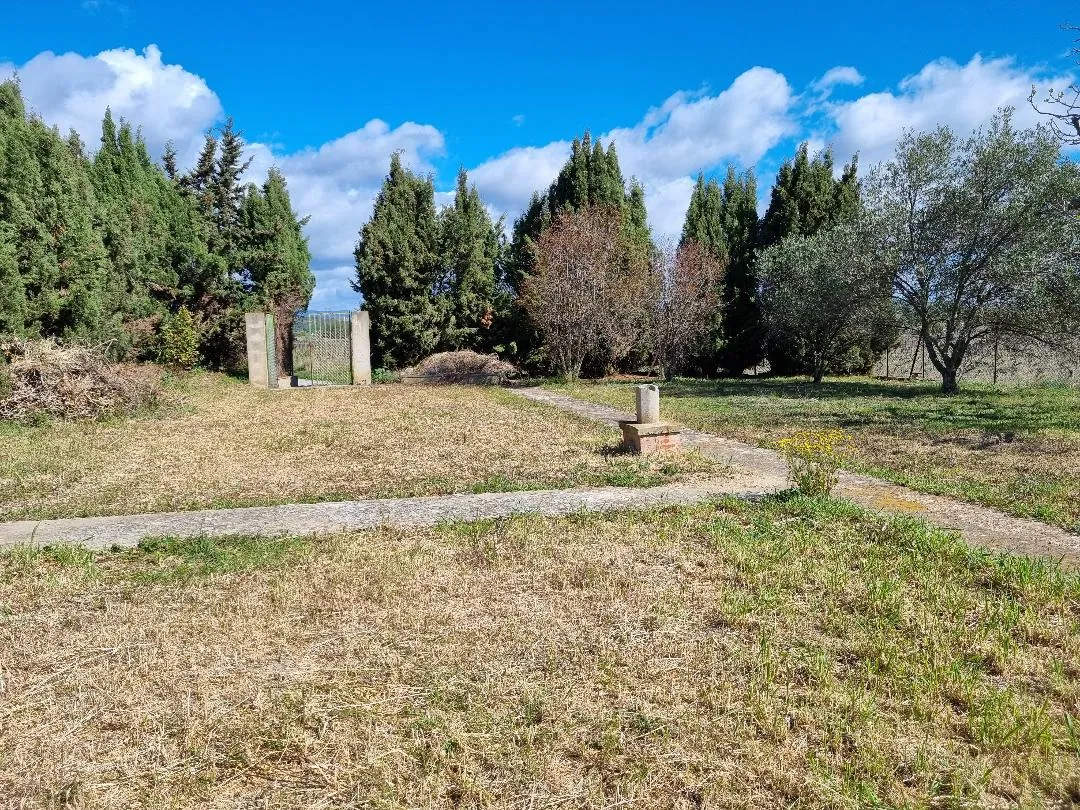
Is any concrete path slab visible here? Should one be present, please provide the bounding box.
[516,387,1080,564]
[0,480,749,552]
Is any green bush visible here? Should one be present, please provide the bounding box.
[371,367,396,384]
[159,307,200,371]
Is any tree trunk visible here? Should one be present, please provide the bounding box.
[940,366,959,394]
[812,371,824,384]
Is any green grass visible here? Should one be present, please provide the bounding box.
[550,376,1080,532]
[2,500,1078,807]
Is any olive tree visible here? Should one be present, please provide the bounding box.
[758,218,895,384]
[868,109,1080,393]
[1029,25,1080,147]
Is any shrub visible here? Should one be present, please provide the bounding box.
[371,368,396,384]
[777,429,850,497]
[159,307,200,371]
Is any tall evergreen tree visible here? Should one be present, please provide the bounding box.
[507,131,650,293]
[760,143,860,374]
[353,153,443,369]
[241,168,315,374]
[0,79,311,373]
[92,111,176,352]
[502,131,652,370]
[716,166,763,374]
[0,81,112,343]
[438,167,501,351]
[679,168,763,375]
[681,173,725,258]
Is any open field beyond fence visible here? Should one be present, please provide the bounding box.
[1,499,1077,807]
[0,374,719,521]
[551,377,1080,533]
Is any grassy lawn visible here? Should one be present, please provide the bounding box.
[1,499,1077,807]
[550,377,1080,533]
[0,374,719,521]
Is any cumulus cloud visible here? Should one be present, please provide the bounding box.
[469,67,797,241]
[469,141,571,215]
[0,45,220,166]
[824,55,1073,167]
[812,66,865,93]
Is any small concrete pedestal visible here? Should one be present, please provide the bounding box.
[620,383,681,454]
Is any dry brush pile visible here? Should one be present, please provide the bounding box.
[401,350,520,385]
[0,339,161,422]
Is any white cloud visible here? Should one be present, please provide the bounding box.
[469,141,571,216]
[468,67,796,241]
[0,45,220,167]
[824,55,1074,167]
[308,265,358,311]
[812,66,865,93]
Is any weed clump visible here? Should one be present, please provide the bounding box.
[778,428,850,496]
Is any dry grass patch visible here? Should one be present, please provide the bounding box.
[0,374,720,520]
[1,500,1078,807]
[552,377,1080,532]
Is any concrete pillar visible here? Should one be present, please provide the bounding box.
[350,310,372,385]
[636,384,660,424]
[245,312,270,388]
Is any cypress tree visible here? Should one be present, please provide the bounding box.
[760,143,860,374]
[162,141,179,180]
[93,112,177,353]
[716,166,763,374]
[354,153,443,369]
[0,81,112,344]
[681,173,725,258]
[438,167,501,351]
[241,168,315,374]
[503,132,652,370]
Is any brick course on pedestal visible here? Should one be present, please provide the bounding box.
[620,420,682,454]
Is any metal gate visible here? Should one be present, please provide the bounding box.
[292,311,353,385]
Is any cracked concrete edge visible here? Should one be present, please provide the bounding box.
[0,480,754,553]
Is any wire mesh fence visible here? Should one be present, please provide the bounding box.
[292,311,353,386]
[872,332,1080,386]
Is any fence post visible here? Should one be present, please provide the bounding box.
[244,312,276,388]
[350,310,372,385]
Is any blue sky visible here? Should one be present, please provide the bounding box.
[1,0,1077,308]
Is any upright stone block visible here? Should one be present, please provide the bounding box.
[621,382,680,454]
[350,310,372,385]
[636,384,661,424]
[245,312,271,388]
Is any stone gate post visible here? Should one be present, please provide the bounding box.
[350,310,372,385]
[245,312,277,388]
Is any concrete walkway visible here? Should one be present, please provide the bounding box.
[516,387,1080,564]
[0,480,747,552]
